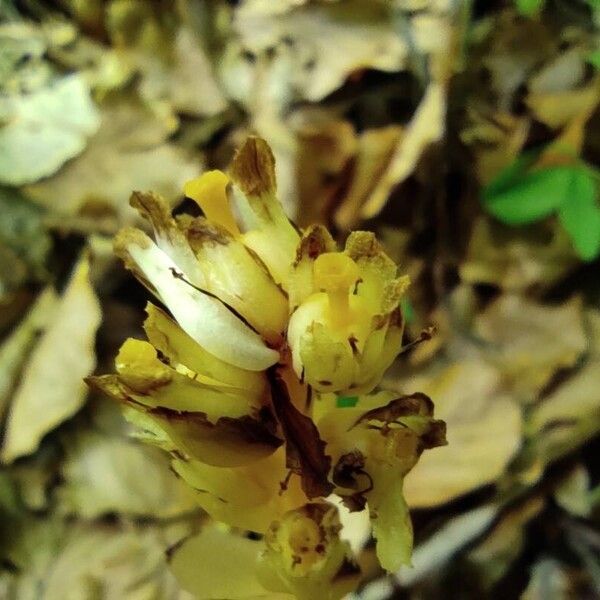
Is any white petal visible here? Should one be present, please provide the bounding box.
[124,231,279,371]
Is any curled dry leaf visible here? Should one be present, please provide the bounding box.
[401,361,522,508]
[294,118,357,227]
[0,288,57,421]
[460,218,578,291]
[528,310,600,463]
[1,255,101,463]
[229,0,408,104]
[360,81,447,220]
[333,125,403,231]
[474,295,586,400]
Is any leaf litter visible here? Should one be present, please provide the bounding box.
[0,0,599,598]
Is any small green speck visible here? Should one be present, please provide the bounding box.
[401,297,415,324]
[337,396,359,408]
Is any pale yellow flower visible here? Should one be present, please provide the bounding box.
[88,137,445,598]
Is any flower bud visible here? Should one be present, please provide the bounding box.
[257,503,360,600]
[287,235,409,395]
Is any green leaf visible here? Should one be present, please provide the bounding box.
[558,172,600,261]
[586,0,600,11]
[515,0,546,16]
[587,50,600,70]
[483,159,594,226]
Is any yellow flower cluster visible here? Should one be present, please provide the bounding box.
[89,137,445,599]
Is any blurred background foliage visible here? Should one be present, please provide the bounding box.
[0,0,599,598]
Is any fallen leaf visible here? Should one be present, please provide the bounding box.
[467,496,545,589]
[460,217,578,291]
[294,117,357,227]
[0,74,100,185]
[461,110,530,185]
[482,13,554,111]
[526,47,600,129]
[528,311,600,462]
[0,288,57,421]
[57,429,197,519]
[400,361,522,507]
[1,255,101,463]
[554,465,592,518]
[9,445,60,511]
[396,504,499,586]
[229,0,408,103]
[474,295,587,400]
[522,558,576,600]
[6,517,193,600]
[334,125,402,231]
[0,187,51,295]
[24,101,199,222]
[360,81,446,219]
[140,27,228,118]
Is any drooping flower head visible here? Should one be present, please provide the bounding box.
[88,137,445,598]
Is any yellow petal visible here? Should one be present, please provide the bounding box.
[129,190,206,287]
[288,225,337,312]
[142,406,282,467]
[344,230,409,316]
[144,303,267,396]
[115,338,261,419]
[169,525,266,599]
[184,217,288,344]
[299,322,357,394]
[184,170,241,236]
[229,137,300,287]
[172,449,307,533]
[257,502,360,600]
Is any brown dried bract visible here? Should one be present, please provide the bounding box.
[185,216,231,248]
[332,450,373,512]
[350,392,435,430]
[230,136,276,198]
[294,224,336,264]
[268,368,334,498]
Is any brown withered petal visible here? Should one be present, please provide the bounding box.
[268,368,334,499]
[85,374,128,402]
[230,136,276,198]
[350,392,435,430]
[421,419,448,450]
[293,224,337,265]
[332,451,372,512]
[87,373,283,467]
[145,406,284,467]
